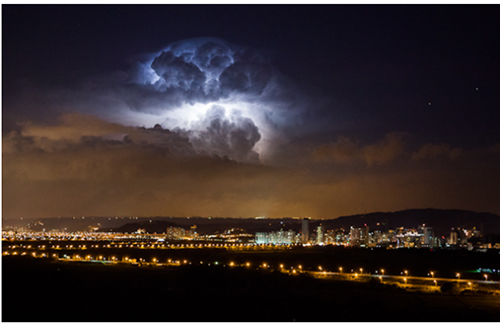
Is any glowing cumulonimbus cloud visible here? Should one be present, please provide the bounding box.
[118,37,296,163]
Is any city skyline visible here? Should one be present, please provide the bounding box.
[3,5,500,220]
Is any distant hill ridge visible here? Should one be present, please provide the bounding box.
[319,208,500,236]
[107,220,183,233]
[3,208,499,236]
[107,209,500,237]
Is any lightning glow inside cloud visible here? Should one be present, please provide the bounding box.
[109,37,298,163]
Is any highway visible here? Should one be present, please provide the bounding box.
[314,271,500,286]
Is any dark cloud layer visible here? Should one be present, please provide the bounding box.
[314,132,409,166]
[52,38,308,164]
[3,114,500,219]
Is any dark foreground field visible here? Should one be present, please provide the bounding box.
[3,257,500,322]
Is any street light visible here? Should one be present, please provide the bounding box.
[430,271,434,278]
[381,269,385,275]
[456,273,460,280]
[360,268,363,275]
[484,274,488,281]
[404,270,408,277]
[339,267,343,274]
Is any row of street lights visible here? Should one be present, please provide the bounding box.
[4,250,494,282]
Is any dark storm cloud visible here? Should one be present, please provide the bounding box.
[3,37,323,165]
[192,41,233,76]
[219,48,274,98]
[188,105,261,163]
[150,50,209,103]
[70,38,306,164]
[126,39,280,110]
[3,114,196,157]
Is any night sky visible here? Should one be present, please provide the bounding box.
[3,5,500,219]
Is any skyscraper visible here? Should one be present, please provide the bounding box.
[316,225,323,245]
[423,226,433,246]
[449,230,458,245]
[362,225,370,245]
[350,227,361,246]
[302,218,309,244]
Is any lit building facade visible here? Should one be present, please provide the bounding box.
[255,229,297,245]
[316,225,323,245]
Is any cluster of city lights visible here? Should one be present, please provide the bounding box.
[2,241,292,251]
[3,227,498,251]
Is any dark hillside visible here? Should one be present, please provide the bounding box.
[320,209,500,236]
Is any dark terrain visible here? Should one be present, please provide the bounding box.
[3,247,500,321]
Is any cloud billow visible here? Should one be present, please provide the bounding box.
[132,39,277,104]
[118,38,294,163]
[188,105,261,163]
[11,38,309,164]
[150,51,208,102]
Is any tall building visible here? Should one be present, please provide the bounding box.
[302,218,309,244]
[423,226,433,246]
[362,225,370,245]
[458,228,467,246]
[449,231,458,245]
[335,229,346,244]
[449,227,468,246]
[350,227,361,246]
[316,225,323,245]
